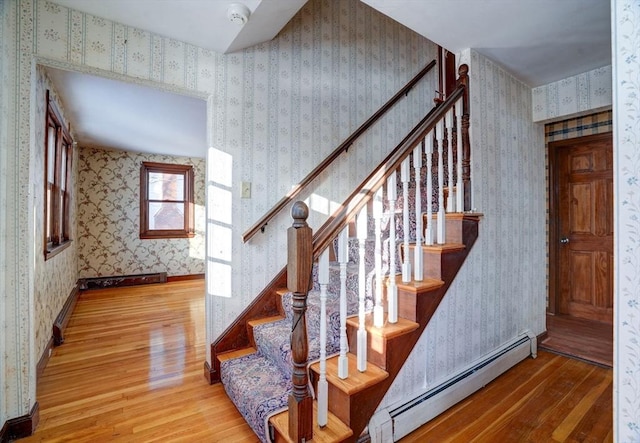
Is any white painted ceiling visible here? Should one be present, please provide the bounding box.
[46,0,611,158]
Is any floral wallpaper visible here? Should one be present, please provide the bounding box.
[76,147,205,279]
[613,0,640,440]
[377,49,548,412]
[2,0,637,436]
[532,65,612,122]
[32,66,79,365]
[210,0,439,346]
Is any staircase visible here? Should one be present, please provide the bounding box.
[211,64,477,442]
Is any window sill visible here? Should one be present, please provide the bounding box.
[45,240,72,260]
[140,231,195,240]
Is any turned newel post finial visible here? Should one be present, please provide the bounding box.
[458,63,469,79]
[287,201,313,442]
[291,201,309,228]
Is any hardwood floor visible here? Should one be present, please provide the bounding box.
[540,314,613,368]
[21,281,257,443]
[22,281,612,442]
[399,350,612,442]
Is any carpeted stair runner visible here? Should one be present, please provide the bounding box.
[220,173,429,441]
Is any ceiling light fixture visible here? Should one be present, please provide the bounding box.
[227,3,251,26]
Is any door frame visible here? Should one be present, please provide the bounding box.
[547,132,613,315]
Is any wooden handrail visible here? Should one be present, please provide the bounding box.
[242,59,437,243]
[311,65,469,259]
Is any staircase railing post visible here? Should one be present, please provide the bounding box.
[457,64,471,212]
[287,201,313,442]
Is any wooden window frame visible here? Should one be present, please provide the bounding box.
[140,162,195,239]
[44,90,73,260]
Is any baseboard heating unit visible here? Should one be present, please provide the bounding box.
[369,331,537,443]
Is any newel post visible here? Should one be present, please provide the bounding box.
[457,64,472,212]
[287,202,313,442]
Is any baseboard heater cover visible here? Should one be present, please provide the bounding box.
[78,272,167,290]
[370,331,536,443]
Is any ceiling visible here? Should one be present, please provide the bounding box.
[46,0,612,158]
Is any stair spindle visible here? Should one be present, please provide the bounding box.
[401,158,411,282]
[436,119,446,244]
[387,172,398,323]
[425,130,434,245]
[337,226,349,379]
[373,188,384,328]
[446,109,455,212]
[456,100,464,212]
[413,143,423,281]
[357,205,368,372]
[317,248,329,427]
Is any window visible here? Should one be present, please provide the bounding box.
[140,162,195,239]
[45,90,74,259]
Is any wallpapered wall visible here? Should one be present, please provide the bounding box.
[209,0,439,343]
[33,66,79,364]
[1,0,439,421]
[378,49,547,411]
[613,0,640,440]
[3,0,639,437]
[76,147,205,279]
[532,65,612,123]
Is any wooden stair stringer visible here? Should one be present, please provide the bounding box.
[209,268,287,383]
[329,214,481,442]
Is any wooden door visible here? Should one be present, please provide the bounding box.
[554,133,613,324]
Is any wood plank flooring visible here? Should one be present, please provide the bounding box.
[399,350,612,442]
[22,281,612,442]
[540,314,613,368]
[21,281,257,443]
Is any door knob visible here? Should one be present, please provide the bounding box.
[560,237,570,244]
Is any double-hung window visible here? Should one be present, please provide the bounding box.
[140,162,195,239]
[45,90,73,259]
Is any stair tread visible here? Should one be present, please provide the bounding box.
[310,353,388,395]
[393,275,444,292]
[248,315,284,327]
[346,313,420,338]
[422,242,466,252]
[270,401,353,443]
[216,347,256,363]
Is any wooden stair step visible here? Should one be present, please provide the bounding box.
[421,242,466,253]
[311,352,389,396]
[308,353,389,429]
[345,314,419,369]
[270,401,353,443]
[402,243,466,281]
[216,347,256,363]
[346,313,420,339]
[393,275,444,293]
[247,315,284,327]
[247,315,285,347]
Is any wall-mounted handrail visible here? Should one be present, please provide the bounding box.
[241,59,437,243]
[311,66,468,259]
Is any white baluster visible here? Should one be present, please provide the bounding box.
[436,119,446,244]
[337,226,349,379]
[387,172,398,324]
[446,109,455,213]
[317,248,329,427]
[425,130,434,246]
[401,158,411,282]
[373,188,384,328]
[413,144,423,281]
[357,205,368,372]
[456,100,464,213]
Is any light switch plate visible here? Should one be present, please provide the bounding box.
[241,181,251,198]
